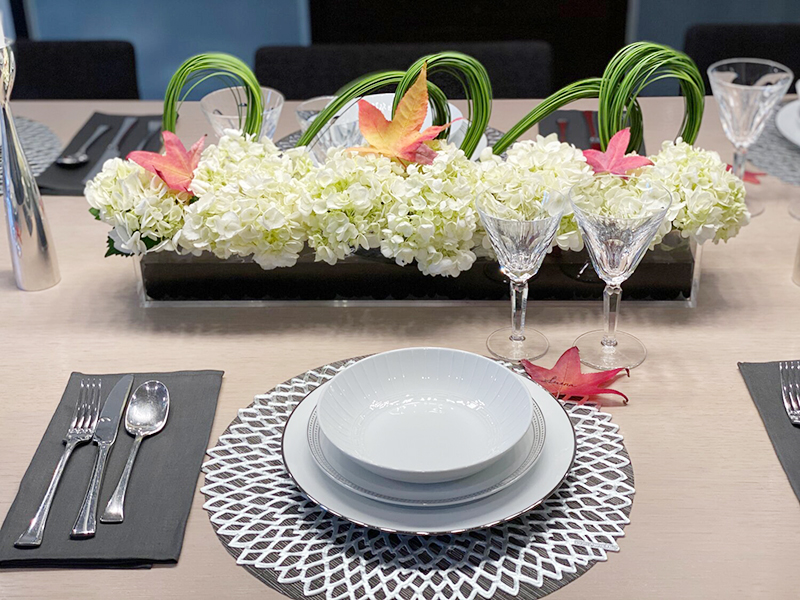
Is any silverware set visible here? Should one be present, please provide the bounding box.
[54,116,161,178]
[15,375,169,548]
[780,360,800,426]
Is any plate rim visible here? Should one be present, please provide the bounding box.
[775,99,800,147]
[307,398,547,507]
[281,369,577,535]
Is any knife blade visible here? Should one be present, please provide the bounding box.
[81,116,138,184]
[71,374,134,537]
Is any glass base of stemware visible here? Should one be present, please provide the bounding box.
[789,199,800,221]
[747,199,765,217]
[574,330,647,370]
[486,328,549,363]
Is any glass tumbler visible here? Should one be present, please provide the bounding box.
[200,86,285,140]
[476,195,564,362]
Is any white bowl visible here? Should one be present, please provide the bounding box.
[333,93,464,139]
[316,348,533,483]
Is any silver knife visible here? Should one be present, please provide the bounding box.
[81,117,138,184]
[71,374,134,538]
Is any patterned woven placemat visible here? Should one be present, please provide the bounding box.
[202,358,635,600]
[1,116,62,182]
[749,103,800,186]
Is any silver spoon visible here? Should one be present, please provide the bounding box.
[100,380,169,523]
[56,124,111,166]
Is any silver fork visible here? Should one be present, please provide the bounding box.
[779,361,800,427]
[15,378,101,547]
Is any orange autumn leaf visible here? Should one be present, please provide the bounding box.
[521,346,630,406]
[349,63,459,165]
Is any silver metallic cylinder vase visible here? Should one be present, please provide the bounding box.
[0,40,60,290]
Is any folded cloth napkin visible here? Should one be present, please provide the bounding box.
[36,113,162,196]
[0,370,222,568]
[739,361,800,503]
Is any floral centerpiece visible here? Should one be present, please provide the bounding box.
[85,43,749,303]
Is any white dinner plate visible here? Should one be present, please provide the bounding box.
[307,398,546,507]
[282,373,576,535]
[775,99,800,147]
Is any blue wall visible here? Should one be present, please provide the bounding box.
[27,0,310,99]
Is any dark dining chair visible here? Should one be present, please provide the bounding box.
[684,23,800,93]
[254,41,552,99]
[12,40,140,100]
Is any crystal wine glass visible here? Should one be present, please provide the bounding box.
[476,194,564,362]
[569,182,673,370]
[200,86,285,140]
[708,58,793,217]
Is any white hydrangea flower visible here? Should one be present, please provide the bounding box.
[380,143,482,277]
[648,138,749,244]
[84,157,190,254]
[478,134,592,251]
[182,131,315,269]
[298,148,404,265]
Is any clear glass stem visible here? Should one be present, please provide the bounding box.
[510,280,528,342]
[602,284,622,347]
[732,147,747,179]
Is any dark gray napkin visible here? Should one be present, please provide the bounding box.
[538,110,646,154]
[36,113,162,196]
[0,370,222,568]
[739,361,800,502]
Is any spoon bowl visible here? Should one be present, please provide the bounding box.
[126,380,169,436]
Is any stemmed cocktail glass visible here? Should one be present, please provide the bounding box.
[708,58,793,217]
[569,181,673,370]
[476,194,564,362]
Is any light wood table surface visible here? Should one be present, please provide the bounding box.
[1,97,800,599]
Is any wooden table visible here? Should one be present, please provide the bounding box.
[1,97,799,599]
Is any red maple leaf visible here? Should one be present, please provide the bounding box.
[521,346,630,406]
[128,131,205,193]
[583,128,652,176]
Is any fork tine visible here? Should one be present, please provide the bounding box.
[89,379,101,430]
[72,380,87,430]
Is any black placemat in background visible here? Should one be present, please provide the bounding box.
[0,370,222,568]
[739,361,800,503]
[36,113,162,196]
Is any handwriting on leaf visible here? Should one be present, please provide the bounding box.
[349,63,459,165]
[128,131,205,193]
[521,346,629,405]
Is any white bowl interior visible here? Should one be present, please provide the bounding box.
[317,348,533,480]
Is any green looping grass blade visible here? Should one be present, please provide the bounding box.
[493,42,704,155]
[164,53,263,136]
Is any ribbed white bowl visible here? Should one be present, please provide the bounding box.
[316,348,533,484]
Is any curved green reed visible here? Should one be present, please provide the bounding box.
[394,52,493,157]
[163,53,263,135]
[493,42,704,155]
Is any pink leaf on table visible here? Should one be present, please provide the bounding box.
[521,346,630,406]
[583,128,653,176]
[726,164,766,184]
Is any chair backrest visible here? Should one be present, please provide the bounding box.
[12,40,139,100]
[255,41,552,100]
[684,24,800,93]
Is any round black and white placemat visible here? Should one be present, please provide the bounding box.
[1,116,63,178]
[202,357,634,600]
[748,105,800,186]
[275,126,506,154]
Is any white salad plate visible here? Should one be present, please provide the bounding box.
[282,373,576,535]
[317,348,533,483]
[307,397,546,507]
[775,99,800,148]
